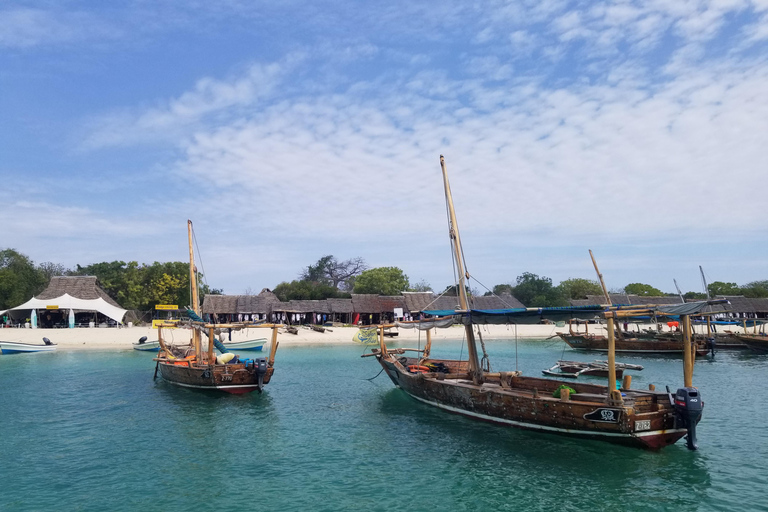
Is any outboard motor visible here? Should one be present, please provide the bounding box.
[137,336,147,345]
[255,357,268,392]
[42,337,53,346]
[706,337,716,356]
[674,387,704,450]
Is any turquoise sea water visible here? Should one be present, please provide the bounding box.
[1,338,767,511]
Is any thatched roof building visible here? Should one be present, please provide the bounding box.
[39,276,122,307]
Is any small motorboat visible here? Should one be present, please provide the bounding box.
[222,338,266,351]
[133,336,160,352]
[542,360,644,379]
[0,337,57,355]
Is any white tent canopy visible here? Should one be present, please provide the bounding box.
[10,293,127,324]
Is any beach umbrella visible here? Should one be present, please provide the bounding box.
[31,309,38,329]
[68,308,75,328]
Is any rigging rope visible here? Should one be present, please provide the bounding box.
[476,326,491,372]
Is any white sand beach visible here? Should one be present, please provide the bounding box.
[1,321,746,352]
[1,323,573,351]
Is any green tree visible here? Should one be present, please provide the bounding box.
[513,272,566,307]
[487,284,514,296]
[741,280,768,298]
[683,291,707,300]
[353,267,410,295]
[708,281,741,297]
[273,280,348,301]
[623,283,665,296]
[0,249,47,309]
[556,278,603,300]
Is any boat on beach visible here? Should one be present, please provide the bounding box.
[0,337,56,354]
[152,221,281,394]
[363,156,715,450]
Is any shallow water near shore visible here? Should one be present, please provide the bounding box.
[1,339,767,511]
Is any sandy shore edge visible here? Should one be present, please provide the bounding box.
[1,323,568,351]
[1,321,744,352]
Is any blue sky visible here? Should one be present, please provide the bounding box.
[1,0,766,296]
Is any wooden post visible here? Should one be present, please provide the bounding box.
[621,374,632,390]
[268,326,279,366]
[606,313,617,398]
[424,328,432,359]
[157,326,172,358]
[379,325,388,357]
[208,327,215,364]
[682,314,693,387]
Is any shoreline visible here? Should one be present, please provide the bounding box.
[0,322,747,352]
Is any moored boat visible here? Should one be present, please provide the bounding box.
[152,221,281,394]
[133,336,160,352]
[542,360,644,379]
[222,338,266,351]
[0,337,56,354]
[734,334,768,353]
[364,156,715,450]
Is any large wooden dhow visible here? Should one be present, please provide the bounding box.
[732,322,768,353]
[557,326,710,356]
[364,156,714,450]
[153,221,280,394]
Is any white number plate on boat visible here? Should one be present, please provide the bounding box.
[635,420,651,431]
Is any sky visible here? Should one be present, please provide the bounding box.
[1,0,767,297]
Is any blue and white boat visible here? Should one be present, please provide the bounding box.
[0,338,56,355]
[222,338,266,351]
[133,336,160,352]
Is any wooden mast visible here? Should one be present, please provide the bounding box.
[589,250,611,306]
[591,250,618,393]
[188,220,202,362]
[440,155,482,383]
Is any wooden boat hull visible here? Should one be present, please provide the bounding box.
[559,334,708,356]
[222,338,266,351]
[377,355,689,450]
[0,341,57,355]
[734,334,768,353]
[157,361,274,394]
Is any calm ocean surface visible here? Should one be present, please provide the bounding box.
[1,338,767,512]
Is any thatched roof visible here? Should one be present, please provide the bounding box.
[570,294,684,307]
[202,294,238,314]
[327,298,354,313]
[203,289,281,314]
[402,292,457,312]
[38,276,122,308]
[402,292,524,312]
[472,293,525,309]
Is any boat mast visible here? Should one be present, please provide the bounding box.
[188,220,202,361]
[440,156,482,383]
[674,279,685,302]
[589,250,611,306]
[590,250,618,395]
[700,266,710,300]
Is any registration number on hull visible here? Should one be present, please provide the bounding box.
[635,419,651,431]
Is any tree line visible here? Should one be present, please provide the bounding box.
[2,248,766,310]
[0,249,220,311]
